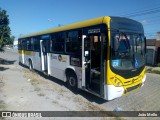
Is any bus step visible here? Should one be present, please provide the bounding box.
[86,87,101,97]
[91,79,100,84]
[87,86,100,95]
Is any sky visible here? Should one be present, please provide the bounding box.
[0,0,160,39]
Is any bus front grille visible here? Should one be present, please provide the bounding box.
[126,83,141,93]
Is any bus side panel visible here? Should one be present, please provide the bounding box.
[32,52,41,71]
[18,50,24,64]
[74,66,82,89]
[48,53,82,88]
[23,51,35,67]
[49,53,70,81]
[24,51,28,66]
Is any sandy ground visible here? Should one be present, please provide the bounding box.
[0,49,119,120]
[0,64,109,120]
[1,49,160,120]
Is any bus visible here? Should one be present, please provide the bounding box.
[18,16,146,100]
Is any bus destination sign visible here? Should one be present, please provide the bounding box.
[88,28,100,34]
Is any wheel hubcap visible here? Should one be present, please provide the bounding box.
[69,77,76,87]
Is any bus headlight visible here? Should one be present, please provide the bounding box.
[117,82,121,86]
[111,78,123,86]
[117,81,122,86]
[114,79,117,83]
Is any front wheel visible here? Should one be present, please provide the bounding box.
[66,72,78,90]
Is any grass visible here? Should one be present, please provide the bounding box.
[146,68,160,75]
[0,100,6,111]
[156,63,160,67]
[31,81,40,86]
[37,93,45,97]
[152,70,160,74]
[22,68,48,99]
[146,68,152,73]
[52,100,58,104]
[34,87,41,91]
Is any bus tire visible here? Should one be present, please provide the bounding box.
[66,71,78,90]
[29,59,33,71]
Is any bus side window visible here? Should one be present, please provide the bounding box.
[51,32,65,53]
[18,39,22,50]
[66,30,82,54]
[27,38,34,50]
[33,37,40,52]
[22,39,27,50]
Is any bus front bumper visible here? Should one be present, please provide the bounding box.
[104,74,146,101]
[104,85,124,100]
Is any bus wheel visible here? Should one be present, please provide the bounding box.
[29,60,33,71]
[67,72,78,90]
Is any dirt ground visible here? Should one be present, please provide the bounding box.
[0,49,119,120]
[1,49,160,120]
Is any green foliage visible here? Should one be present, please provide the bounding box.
[146,68,160,75]
[152,70,160,74]
[156,63,160,67]
[146,68,152,73]
[7,35,15,45]
[0,8,11,49]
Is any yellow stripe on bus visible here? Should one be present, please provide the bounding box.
[18,50,25,54]
[18,50,35,56]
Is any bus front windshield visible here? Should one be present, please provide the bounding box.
[111,31,145,70]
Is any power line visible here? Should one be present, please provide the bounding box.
[115,2,160,17]
[122,6,160,16]
[125,9,160,17]
[136,15,160,21]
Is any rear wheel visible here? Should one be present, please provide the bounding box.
[29,60,33,71]
[66,71,78,90]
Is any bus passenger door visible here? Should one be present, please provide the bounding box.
[82,34,105,96]
[82,35,87,88]
[40,40,47,72]
[82,35,92,89]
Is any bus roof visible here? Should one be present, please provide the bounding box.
[19,16,143,39]
[19,16,111,39]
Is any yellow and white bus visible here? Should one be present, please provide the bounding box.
[18,16,146,100]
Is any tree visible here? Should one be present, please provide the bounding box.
[0,8,11,49]
[8,35,15,45]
